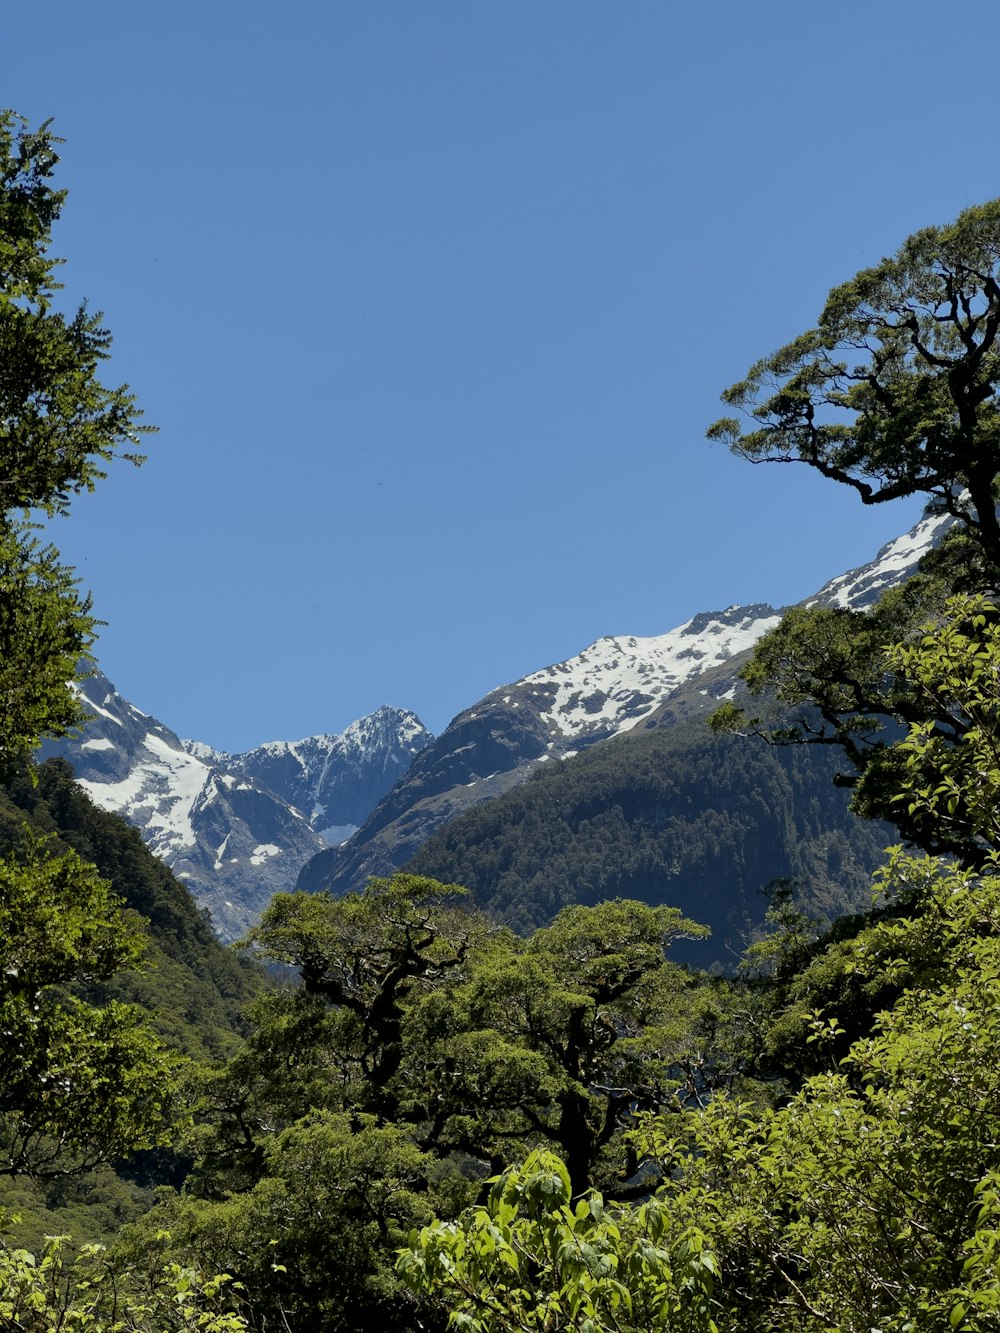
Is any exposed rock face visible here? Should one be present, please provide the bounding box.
[296,702,552,892]
[41,675,432,939]
[213,706,432,844]
[301,511,953,897]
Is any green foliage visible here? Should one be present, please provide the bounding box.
[0,755,263,1244]
[406,898,708,1196]
[0,757,261,1062]
[0,111,151,521]
[0,112,153,765]
[0,104,268,1319]
[0,112,190,1210]
[0,835,177,1179]
[708,198,1000,567]
[124,1112,452,1333]
[0,529,96,759]
[0,113,64,303]
[635,856,1000,1331]
[737,879,823,981]
[888,594,1000,853]
[403,854,1000,1331]
[705,574,989,856]
[400,585,1000,1331]
[232,875,499,1123]
[706,200,1000,866]
[133,885,728,1327]
[0,1164,156,1254]
[399,1149,720,1333]
[714,583,1000,873]
[407,721,890,966]
[0,1231,247,1332]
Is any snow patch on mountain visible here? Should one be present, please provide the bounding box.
[512,510,953,750]
[516,604,784,744]
[305,506,961,899]
[79,730,208,859]
[204,705,434,835]
[41,675,434,939]
[807,509,952,609]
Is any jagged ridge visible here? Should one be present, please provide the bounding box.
[300,511,953,897]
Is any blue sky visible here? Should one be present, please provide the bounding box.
[4,2,996,750]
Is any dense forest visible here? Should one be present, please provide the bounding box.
[6,111,1000,1332]
[406,718,892,964]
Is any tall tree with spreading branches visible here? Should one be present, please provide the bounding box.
[709,201,1000,857]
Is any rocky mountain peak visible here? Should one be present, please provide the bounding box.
[42,682,432,939]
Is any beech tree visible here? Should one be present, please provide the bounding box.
[402,599,1000,1333]
[0,111,174,1183]
[0,111,150,521]
[0,111,152,761]
[0,836,175,1178]
[413,898,709,1197]
[708,198,1000,569]
[708,201,1000,855]
[0,111,247,1333]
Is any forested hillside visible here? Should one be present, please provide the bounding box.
[407,719,891,965]
[0,758,262,1248]
[0,758,260,1060]
[299,521,943,913]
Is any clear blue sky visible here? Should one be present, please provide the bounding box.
[4,2,994,750]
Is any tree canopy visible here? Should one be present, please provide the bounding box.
[402,597,1000,1333]
[0,111,153,764]
[0,111,151,521]
[0,110,250,1333]
[706,201,1000,857]
[398,201,1000,1331]
[708,199,1000,568]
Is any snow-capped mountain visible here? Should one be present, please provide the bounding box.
[503,603,784,746]
[40,674,432,940]
[300,509,953,897]
[197,707,432,846]
[39,507,952,933]
[805,509,952,610]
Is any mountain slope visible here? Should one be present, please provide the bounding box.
[406,720,892,968]
[208,706,432,845]
[42,673,431,939]
[301,511,951,898]
[0,758,261,1060]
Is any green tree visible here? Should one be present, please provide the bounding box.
[0,110,152,762]
[0,111,173,1188]
[706,200,1000,858]
[708,198,1000,567]
[215,875,500,1138]
[0,836,176,1178]
[125,1113,448,1333]
[399,1149,720,1333]
[146,890,714,1328]
[0,111,150,522]
[0,529,97,760]
[888,594,1000,852]
[410,899,709,1197]
[127,878,498,1332]
[707,575,972,857]
[0,1232,247,1333]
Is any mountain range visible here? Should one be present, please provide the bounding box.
[41,686,432,940]
[43,509,950,947]
[300,510,950,902]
